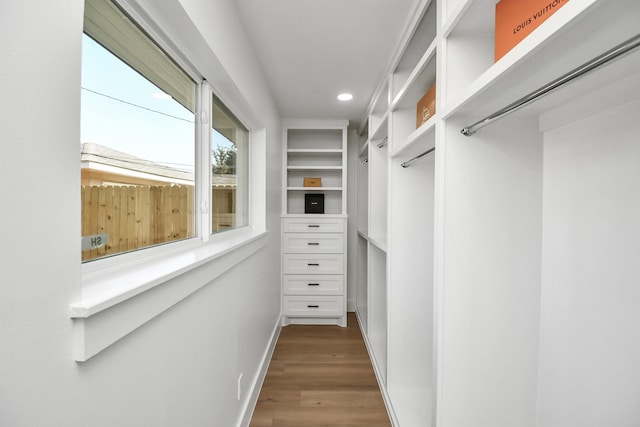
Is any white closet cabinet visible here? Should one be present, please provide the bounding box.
[282,120,348,327]
[356,134,369,333]
[355,0,640,425]
[356,0,438,424]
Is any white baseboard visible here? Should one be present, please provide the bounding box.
[355,309,399,427]
[237,314,282,427]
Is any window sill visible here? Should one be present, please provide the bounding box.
[70,228,269,361]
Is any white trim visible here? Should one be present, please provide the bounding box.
[74,228,266,317]
[238,315,282,427]
[355,309,399,427]
[71,229,268,361]
[281,213,348,219]
[282,118,349,129]
[198,81,213,239]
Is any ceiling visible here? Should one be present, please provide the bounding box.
[233,0,419,128]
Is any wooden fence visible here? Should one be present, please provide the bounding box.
[81,184,194,261]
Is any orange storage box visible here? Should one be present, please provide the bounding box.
[303,177,322,187]
[495,0,570,62]
[416,84,436,129]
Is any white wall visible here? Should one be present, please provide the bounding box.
[387,153,435,391]
[0,1,281,426]
[346,128,359,310]
[441,116,543,427]
[538,98,640,427]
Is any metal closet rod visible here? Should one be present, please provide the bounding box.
[461,33,640,136]
[401,147,435,168]
[376,136,388,148]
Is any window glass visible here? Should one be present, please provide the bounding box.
[81,0,196,262]
[211,97,249,233]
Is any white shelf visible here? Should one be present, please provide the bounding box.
[287,187,342,191]
[356,231,389,253]
[369,112,389,143]
[390,115,436,160]
[369,80,389,126]
[287,166,343,170]
[442,0,623,120]
[283,122,347,215]
[391,0,437,102]
[441,0,475,38]
[282,213,348,219]
[391,38,437,110]
[367,234,388,253]
[358,140,369,158]
[287,149,342,154]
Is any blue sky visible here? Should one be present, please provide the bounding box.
[81,34,231,173]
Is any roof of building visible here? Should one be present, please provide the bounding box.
[81,143,236,187]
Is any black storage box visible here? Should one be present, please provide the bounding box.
[304,193,325,214]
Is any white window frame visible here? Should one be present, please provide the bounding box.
[71,0,267,362]
[210,92,252,236]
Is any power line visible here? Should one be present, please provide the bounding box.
[81,87,194,123]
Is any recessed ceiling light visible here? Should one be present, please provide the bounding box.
[337,93,353,101]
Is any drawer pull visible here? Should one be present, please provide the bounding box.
[307,283,320,286]
[307,305,319,308]
[308,225,320,228]
[308,263,319,266]
[307,242,320,246]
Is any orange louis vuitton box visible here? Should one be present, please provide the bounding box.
[416,84,436,129]
[495,0,569,62]
[303,177,322,187]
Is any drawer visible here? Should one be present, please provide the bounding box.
[283,233,344,254]
[283,254,344,275]
[283,295,344,317]
[283,217,345,233]
[283,275,344,295]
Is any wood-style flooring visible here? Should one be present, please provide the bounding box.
[250,312,391,427]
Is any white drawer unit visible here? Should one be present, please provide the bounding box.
[283,296,344,317]
[283,217,345,233]
[283,233,344,254]
[283,275,344,295]
[283,254,344,275]
[281,122,347,327]
[281,215,347,327]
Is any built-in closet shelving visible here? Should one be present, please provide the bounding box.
[356,125,369,333]
[282,120,348,327]
[356,0,640,425]
[284,125,347,215]
[356,0,438,425]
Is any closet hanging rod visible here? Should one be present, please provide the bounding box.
[376,136,388,148]
[401,147,435,168]
[461,33,640,136]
